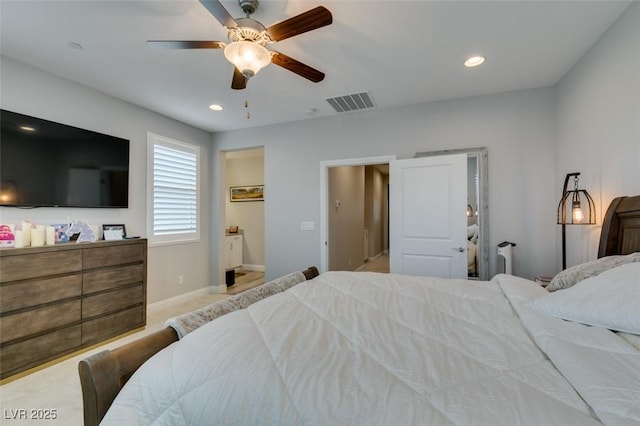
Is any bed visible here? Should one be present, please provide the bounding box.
[80,196,640,425]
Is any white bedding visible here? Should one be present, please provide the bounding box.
[102,271,639,425]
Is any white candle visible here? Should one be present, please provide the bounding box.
[31,228,45,247]
[21,222,32,246]
[45,226,56,245]
[14,230,24,248]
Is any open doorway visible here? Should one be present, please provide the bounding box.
[223,147,265,293]
[320,155,395,273]
[327,164,390,273]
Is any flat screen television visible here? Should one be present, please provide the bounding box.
[0,109,129,208]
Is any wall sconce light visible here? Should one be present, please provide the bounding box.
[466,204,473,217]
[557,172,596,269]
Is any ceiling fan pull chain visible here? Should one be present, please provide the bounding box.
[245,99,251,120]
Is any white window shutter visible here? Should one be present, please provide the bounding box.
[147,133,200,245]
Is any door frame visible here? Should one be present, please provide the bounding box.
[320,155,396,272]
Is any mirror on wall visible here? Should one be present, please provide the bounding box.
[414,148,489,280]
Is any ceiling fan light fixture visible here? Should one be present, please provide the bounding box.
[224,41,271,79]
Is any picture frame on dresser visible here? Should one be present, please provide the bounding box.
[102,224,126,240]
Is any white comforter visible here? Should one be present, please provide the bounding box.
[102,272,639,425]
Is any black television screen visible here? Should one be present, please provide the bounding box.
[0,109,129,208]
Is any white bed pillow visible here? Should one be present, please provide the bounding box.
[527,262,640,334]
[467,224,478,243]
[547,252,640,292]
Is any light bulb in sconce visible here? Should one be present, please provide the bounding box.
[572,201,584,223]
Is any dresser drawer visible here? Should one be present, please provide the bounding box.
[82,284,144,319]
[0,239,147,380]
[0,274,82,313]
[0,299,81,344]
[0,326,81,379]
[82,305,144,345]
[83,243,144,269]
[0,250,82,282]
[83,264,144,294]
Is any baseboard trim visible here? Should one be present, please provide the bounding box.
[241,264,265,272]
[367,252,385,262]
[210,283,228,294]
[149,286,223,310]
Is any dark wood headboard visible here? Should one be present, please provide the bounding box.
[598,195,640,257]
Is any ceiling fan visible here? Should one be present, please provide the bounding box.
[147,0,332,90]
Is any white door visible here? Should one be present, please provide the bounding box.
[389,154,467,278]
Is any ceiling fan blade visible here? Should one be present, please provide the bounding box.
[231,67,247,90]
[199,0,237,29]
[266,6,332,42]
[147,40,225,49]
[271,51,325,83]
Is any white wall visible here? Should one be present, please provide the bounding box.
[0,56,213,303]
[555,1,640,268]
[212,87,558,281]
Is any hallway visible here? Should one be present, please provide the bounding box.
[358,253,390,273]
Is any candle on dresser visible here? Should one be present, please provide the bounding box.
[45,226,56,245]
[21,221,32,246]
[14,230,24,248]
[31,227,45,247]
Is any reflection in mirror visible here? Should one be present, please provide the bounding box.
[414,148,489,280]
[467,156,479,278]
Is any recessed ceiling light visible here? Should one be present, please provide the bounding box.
[209,104,223,111]
[464,56,486,68]
[19,126,36,132]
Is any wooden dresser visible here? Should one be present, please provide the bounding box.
[0,238,147,380]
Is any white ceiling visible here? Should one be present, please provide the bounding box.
[0,1,631,133]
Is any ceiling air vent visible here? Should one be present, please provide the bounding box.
[326,92,375,113]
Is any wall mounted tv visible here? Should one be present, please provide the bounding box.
[0,109,129,208]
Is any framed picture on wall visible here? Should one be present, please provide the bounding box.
[230,185,264,202]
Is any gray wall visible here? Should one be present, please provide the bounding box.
[328,165,365,271]
[365,165,386,259]
[555,1,640,269]
[212,3,638,284]
[212,86,558,281]
[0,56,213,303]
[2,2,636,303]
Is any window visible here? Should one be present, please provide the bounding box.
[147,132,200,245]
